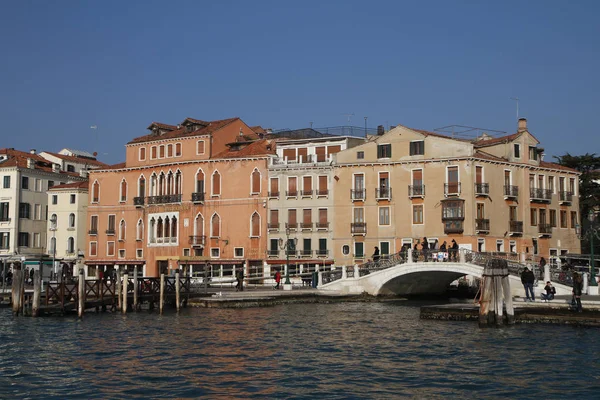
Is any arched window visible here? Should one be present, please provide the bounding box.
[157,218,163,239]
[158,172,165,196]
[50,213,58,229]
[49,237,56,254]
[211,213,221,237]
[150,173,157,196]
[92,180,99,202]
[67,237,75,253]
[119,219,126,241]
[196,169,205,194]
[69,213,75,228]
[120,179,127,202]
[149,218,156,243]
[212,171,221,196]
[167,144,173,157]
[137,219,144,240]
[138,175,146,197]
[175,170,182,195]
[251,212,260,237]
[251,169,261,194]
[171,216,177,239]
[167,171,173,195]
[164,217,171,239]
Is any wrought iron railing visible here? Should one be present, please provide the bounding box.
[475,183,489,196]
[408,185,425,197]
[147,194,182,205]
[351,222,367,234]
[189,235,206,246]
[444,183,461,196]
[476,218,490,232]
[351,189,365,201]
[133,196,145,206]
[530,188,552,202]
[191,192,205,203]
[504,185,519,198]
[559,191,573,203]
[538,223,553,235]
[509,220,523,234]
[376,187,392,200]
[316,222,329,230]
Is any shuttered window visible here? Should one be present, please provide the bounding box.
[197,141,205,155]
[377,144,391,158]
[288,177,297,195]
[409,141,424,155]
[315,147,326,162]
[211,214,220,237]
[270,178,278,195]
[270,210,279,224]
[288,209,297,225]
[212,171,221,196]
[318,176,327,193]
[297,147,308,163]
[327,145,341,156]
[319,209,327,224]
[303,209,312,224]
[283,148,296,161]
[251,169,261,194]
[251,213,260,237]
[476,166,483,184]
[303,176,312,194]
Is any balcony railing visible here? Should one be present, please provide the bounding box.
[408,185,425,198]
[504,185,519,198]
[106,229,115,235]
[191,192,205,203]
[133,196,145,207]
[268,223,279,231]
[285,249,297,257]
[300,249,313,257]
[316,249,329,257]
[301,190,313,197]
[375,187,392,200]
[351,222,367,235]
[530,188,552,203]
[317,189,329,196]
[301,222,313,230]
[147,194,182,205]
[351,189,366,201]
[475,183,490,196]
[268,191,280,198]
[189,235,206,246]
[286,223,298,230]
[538,223,553,236]
[267,249,279,257]
[316,222,329,230]
[475,218,490,232]
[88,229,98,235]
[286,190,298,197]
[559,191,573,204]
[444,183,461,197]
[509,220,523,235]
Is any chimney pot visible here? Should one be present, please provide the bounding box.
[518,118,527,132]
[30,149,36,154]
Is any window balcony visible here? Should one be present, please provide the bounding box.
[285,249,297,257]
[301,222,313,231]
[189,235,206,246]
[316,222,329,230]
[147,194,182,205]
[301,190,313,198]
[351,189,365,201]
[191,192,205,203]
[559,191,573,205]
[504,185,519,199]
[375,187,392,201]
[351,222,367,235]
[267,249,279,257]
[268,191,280,198]
[106,229,115,235]
[300,249,313,257]
[133,196,145,207]
[317,189,329,197]
[509,220,523,236]
[268,223,279,231]
[530,188,552,203]
[408,185,425,198]
[475,183,490,197]
[286,190,298,198]
[538,223,552,237]
[316,249,329,257]
[285,223,298,231]
[444,183,461,197]
[88,229,98,235]
[475,218,490,233]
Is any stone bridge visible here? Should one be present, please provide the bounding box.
[319,250,577,297]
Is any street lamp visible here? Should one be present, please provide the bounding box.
[576,210,599,287]
[50,215,57,283]
[278,226,296,286]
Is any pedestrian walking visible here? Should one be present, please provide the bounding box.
[450,239,459,262]
[521,266,536,301]
[236,269,244,292]
[372,246,380,263]
[274,269,282,290]
[572,272,583,312]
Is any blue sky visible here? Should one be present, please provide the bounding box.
[1,0,598,164]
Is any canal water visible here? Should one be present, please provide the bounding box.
[1,301,599,399]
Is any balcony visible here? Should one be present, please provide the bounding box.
[300,249,313,257]
[147,194,182,205]
[88,229,98,235]
[268,191,280,198]
[475,218,490,233]
[316,249,329,257]
[301,222,313,231]
[351,189,365,201]
[509,220,523,236]
[538,223,553,237]
[301,190,313,198]
[285,249,297,257]
[268,223,279,231]
[267,249,279,257]
[530,188,552,203]
[408,184,425,198]
[191,192,205,203]
[559,191,573,205]
[475,183,490,197]
[317,189,329,197]
[286,190,298,198]
[375,187,392,201]
[285,223,298,231]
[504,185,519,199]
[189,235,206,246]
[444,183,461,197]
[443,219,464,234]
[105,229,115,235]
[316,222,329,230]
[351,222,367,235]
[133,196,145,207]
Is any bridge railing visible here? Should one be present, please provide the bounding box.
[358,252,407,276]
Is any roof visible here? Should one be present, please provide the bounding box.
[267,128,337,140]
[250,126,267,135]
[472,132,522,147]
[146,122,177,131]
[42,151,108,168]
[130,117,240,145]
[181,117,209,126]
[212,139,276,159]
[49,181,89,191]
[0,148,77,176]
[539,161,579,173]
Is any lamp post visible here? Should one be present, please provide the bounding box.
[50,215,57,284]
[588,210,597,287]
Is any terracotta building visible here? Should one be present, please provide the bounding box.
[85,117,275,279]
[332,118,581,266]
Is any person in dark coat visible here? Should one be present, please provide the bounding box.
[521,266,536,301]
[413,241,420,262]
[372,247,380,263]
[421,237,429,261]
[449,239,459,262]
[572,272,583,312]
[541,281,556,302]
[235,269,244,292]
[29,268,35,285]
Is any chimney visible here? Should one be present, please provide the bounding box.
[27,158,35,169]
[29,149,36,154]
[377,125,385,135]
[52,163,61,173]
[518,118,527,132]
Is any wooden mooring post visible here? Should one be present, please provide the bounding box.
[116,268,122,312]
[479,258,514,327]
[32,270,41,317]
[78,269,85,318]
[175,271,180,313]
[122,273,128,314]
[133,265,138,311]
[159,273,165,314]
[11,269,23,316]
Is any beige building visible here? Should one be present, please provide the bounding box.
[332,118,581,266]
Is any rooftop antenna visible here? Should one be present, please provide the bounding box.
[90,125,98,154]
[510,97,519,120]
[342,113,354,124]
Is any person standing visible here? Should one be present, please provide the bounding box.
[274,269,282,290]
[521,266,536,301]
[572,272,583,312]
[235,269,244,292]
[538,257,547,280]
[450,239,459,262]
[421,237,429,261]
[413,241,420,262]
[372,246,380,263]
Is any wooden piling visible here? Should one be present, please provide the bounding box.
[11,270,22,316]
[479,258,511,327]
[122,273,128,314]
[78,269,85,318]
[116,268,122,312]
[133,265,138,311]
[32,270,41,317]
[175,271,180,312]
[159,273,165,314]
[21,269,26,316]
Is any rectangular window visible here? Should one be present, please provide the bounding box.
[52,195,58,205]
[48,181,54,189]
[90,241,97,256]
[379,207,390,225]
[318,208,328,228]
[234,247,244,258]
[211,248,220,258]
[297,147,308,163]
[107,241,115,256]
[548,176,555,194]
[496,240,504,252]
[475,166,483,184]
[0,232,10,249]
[570,211,577,229]
[35,179,42,192]
[269,178,279,196]
[514,143,520,158]
[18,232,29,247]
[315,146,326,162]
[509,240,516,253]
[3,176,10,188]
[139,147,146,161]
[303,238,311,254]
[412,204,423,224]
[529,146,538,161]
[159,145,165,158]
[287,177,297,196]
[283,148,296,161]
[151,146,157,159]
[270,209,279,226]
[377,144,391,158]
[326,145,341,157]
[318,176,328,196]
[302,176,312,196]
[167,144,173,157]
[183,248,190,257]
[319,238,327,254]
[353,208,364,223]
[380,242,390,257]
[108,215,116,233]
[409,141,424,156]
[560,210,567,228]
[175,143,182,157]
[303,209,312,226]
[447,166,459,194]
[0,202,9,221]
[21,176,29,190]
[90,215,98,232]
[70,194,76,204]
[354,242,364,258]
[34,204,40,220]
[530,208,537,226]
[357,151,364,160]
[118,249,125,259]
[509,206,517,221]
[550,209,557,227]
[288,209,297,228]
[19,203,30,219]
[476,203,485,219]
[569,178,576,195]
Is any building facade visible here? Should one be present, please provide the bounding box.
[332,118,581,266]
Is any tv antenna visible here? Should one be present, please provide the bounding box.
[342,113,354,124]
[510,97,519,120]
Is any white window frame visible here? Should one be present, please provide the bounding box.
[477,238,486,252]
[107,241,115,257]
[250,211,261,238]
[234,247,245,258]
[118,249,126,259]
[509,240,517,254]
[211,170,221,197]
[513,143,521,159]
[342,244,350,256]
[412,204,424,225]
[378,206,390,226]
[210,212,221,238]
[354,242,365,258]
[159,144,165,159]
[197,140,206,155]
[139,147,146,161]
[250,168,261,195]
[89,241,97,257]
[210,247,220,258]
[175,142,182,158]
[150,146,157,160]
[136,249,143,259]
[496,239,505,252]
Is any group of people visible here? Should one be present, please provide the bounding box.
[521,265,584,312]
[370,238,461,264]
